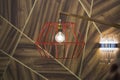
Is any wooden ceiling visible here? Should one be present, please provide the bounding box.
[0,0,120,80]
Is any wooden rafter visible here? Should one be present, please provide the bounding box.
[60,12,120,29]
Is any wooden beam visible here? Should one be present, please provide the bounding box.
[60,12,120,29]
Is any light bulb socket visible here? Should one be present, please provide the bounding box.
[58,28,62,32]
[58,19,63,32]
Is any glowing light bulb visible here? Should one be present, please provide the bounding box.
[55,32,65,43]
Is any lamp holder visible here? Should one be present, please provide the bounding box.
[58,19,63,32]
